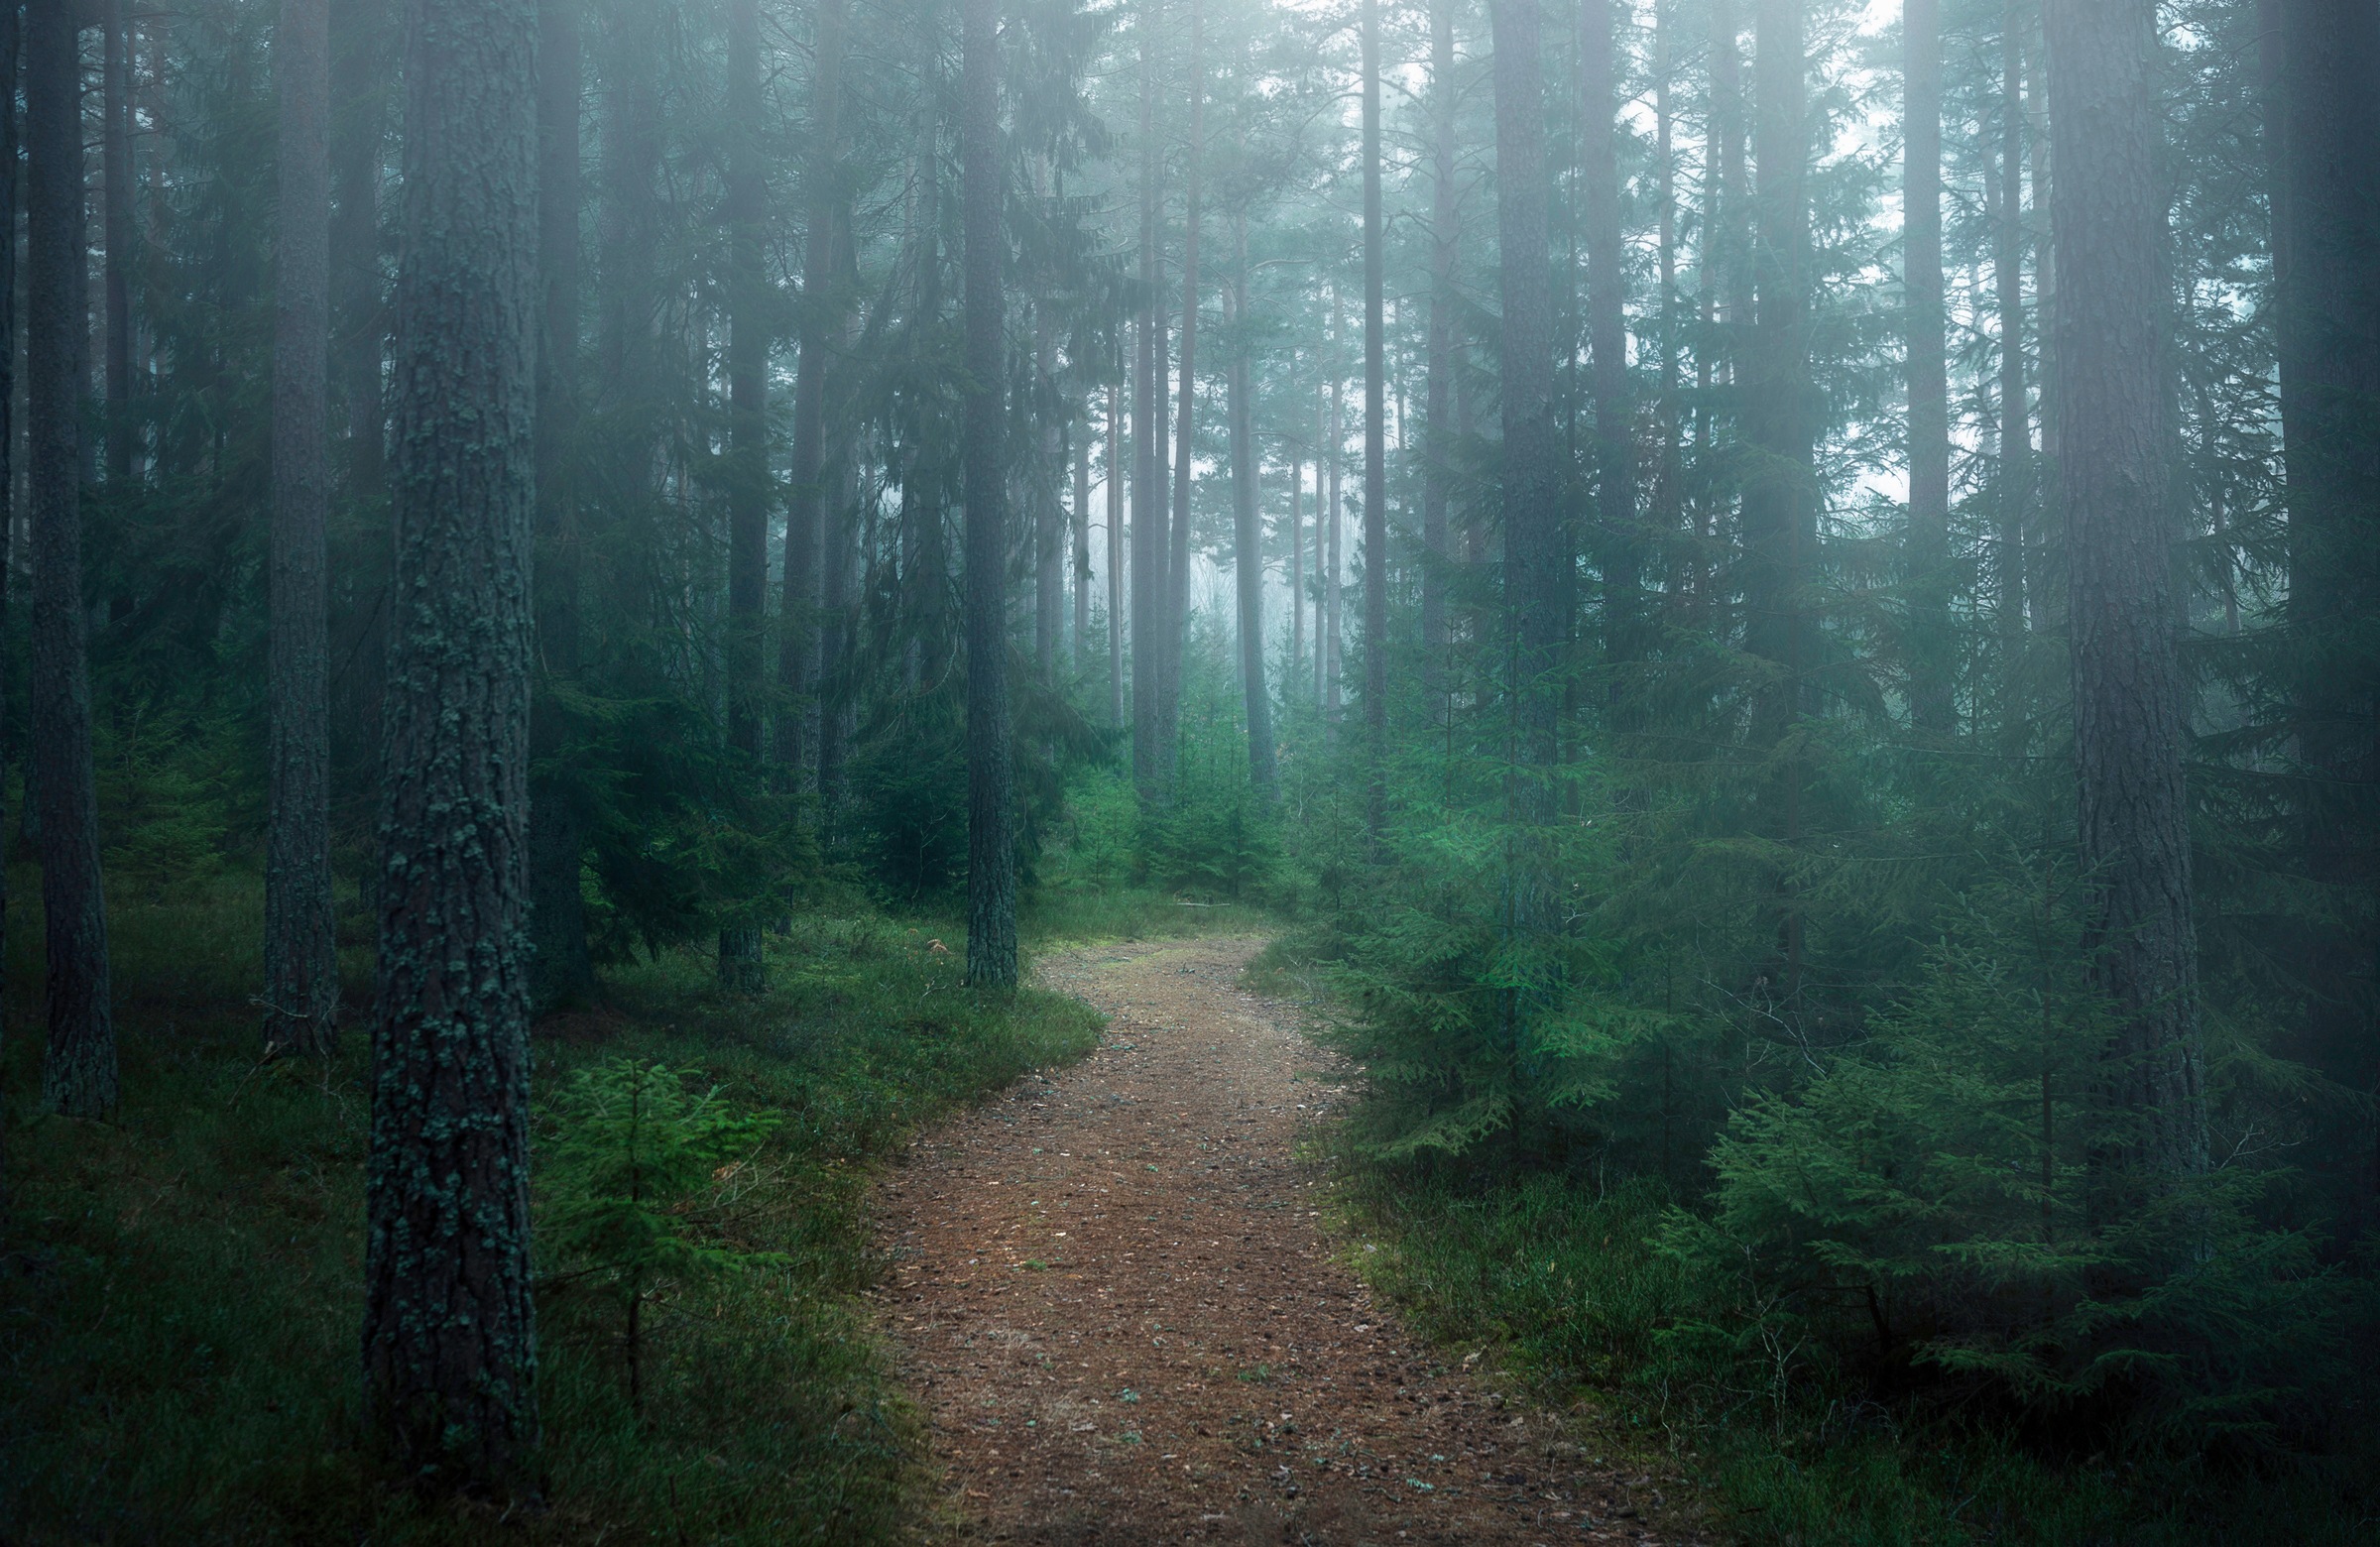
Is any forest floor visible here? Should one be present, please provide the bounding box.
[874,935,1715,1546]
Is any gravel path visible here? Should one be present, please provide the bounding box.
[875,935,1712,1546]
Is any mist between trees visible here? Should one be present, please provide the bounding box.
[2,0,2377,1534]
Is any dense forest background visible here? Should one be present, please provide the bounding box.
[4,0,2379,1538]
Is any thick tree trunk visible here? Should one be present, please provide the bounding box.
[1903,0,1953,736]
[961,0,1016,990]
[1423,0,1457,703]
[362,0,539,1484]
[1131,0,1171,804]
[2042,0,2207,1189]
[1580,0,1636,690]
[331,0,391,504]
[29,0,117,1121]
[529,0,593,1012]
[1229,233,1276,803]
[1326,312,1344,720]
[1361,0,1387,829]
[718,0,768,990]
[266,0,339,1056]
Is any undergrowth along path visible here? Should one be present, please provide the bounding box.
[876,935,1713,1545]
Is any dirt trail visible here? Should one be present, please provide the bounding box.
[875,935,1710,1546]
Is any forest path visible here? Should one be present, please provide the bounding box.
[875,934,1711,1546]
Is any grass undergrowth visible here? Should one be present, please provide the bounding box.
[0,871,1102,1545]
[1278,1005,2380,1546]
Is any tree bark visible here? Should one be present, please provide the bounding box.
[718,0,768,990]
[331,0,390,502]
[782,0,848,796]
[1037,307,1064,686]
[1109,380,1127,725]
[1131,0,1171,803]
[364,0,539,1483]
[266,0,339,1055]
[1904,0,1953,735]
[1165,0,1205,783]
[1744,0,1813,752]
[1580,0,1636,693]
[1326,303,1344,720]
[0,2,18,1199]
[1229,223,1276,803]
[961,0,1016,989]
[1423,0,1457,704]
[1995,3,2030,654]
[1289,443,1304,687]
[29,0,117,1121]
[1488,0,1564,799]
[1361,0,1387,830]
[1074,398,1092,676]
[103,0,134,482]
[2042,0,2207,1188]
[529,0,593,1012]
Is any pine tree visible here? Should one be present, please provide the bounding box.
[2042,0,2206,1191]
[266,0,339,1056]
[962,0,1017,989]
[29,0,117,1121]
[361,0,540,1481]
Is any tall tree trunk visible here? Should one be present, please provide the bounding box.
[0,1,18,1201]
[1580,0,1635,695]
[718,0,768,990]
[529,0,592,1012]
[1165,0,1205,782]
[1074,400,1092,676]
[1488,0,1566,1028]
[2042,0,2207,1191]
[266,0,338,1055]
[1109,380,1126,725]
[331,0,390,502]
[1744,0,1812,748]
[103,0,134,482]
[1746,0,1813,991]
[1995,4,2030,654]
[783,0,848,799]
[1289,443,1304,688]
[1131,0,1170,803]
[1651,3,1684,620]
[961,0,1016,990]
[1229,222,1276,802]
[1361,0,1387,830]
[29,0,116,1121]
[1037,307,1063,685]
[1326,304,1344,720]
[1423,0,1457,704]
[1904,0,1953,735]
[362,0,538,1483]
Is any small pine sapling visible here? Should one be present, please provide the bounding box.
[541,1058,785,1411]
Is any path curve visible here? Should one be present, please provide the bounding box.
[876,935,1709,1545]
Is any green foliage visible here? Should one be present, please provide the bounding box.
[539,1060,787,1410]
[0,876,1102,1544]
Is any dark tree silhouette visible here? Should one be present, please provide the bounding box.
[266,0,340,1055]
[962,0,1017,989]
[2043,0,2206,1189]
[1904,0,1954,735]
[29,0,117,1121]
